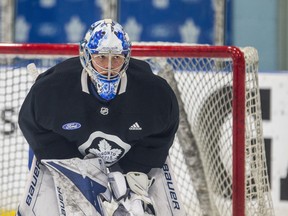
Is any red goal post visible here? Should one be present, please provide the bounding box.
[0,43,274,216]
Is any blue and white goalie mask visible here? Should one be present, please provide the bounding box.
[79,19,131,101]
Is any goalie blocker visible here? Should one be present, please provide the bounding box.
[16,157,186,216]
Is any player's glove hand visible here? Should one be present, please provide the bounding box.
[109,171,156,216]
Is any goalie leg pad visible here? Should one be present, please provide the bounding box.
[17,156,111,216]
[42,157,111,216]
[16,157,60,216]
[148,157,187,216]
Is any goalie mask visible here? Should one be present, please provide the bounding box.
[79,19,131,101]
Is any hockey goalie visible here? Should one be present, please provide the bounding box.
[16,19,186,216]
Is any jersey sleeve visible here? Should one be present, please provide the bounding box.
[18,87,83,161]
[117,88,179,174]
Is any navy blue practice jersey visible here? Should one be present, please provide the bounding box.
[18,57,179,173]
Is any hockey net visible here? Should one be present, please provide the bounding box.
[0,43,274,216]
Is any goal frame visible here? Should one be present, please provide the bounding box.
[0,43,246,216]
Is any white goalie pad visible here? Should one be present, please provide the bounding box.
[109,157,187,216]
[108,171,128,201]
[148,157,187,216]
[126,172,155,197]
[17,156,111,216]
[17,157,59,216]
[109,171,156,216]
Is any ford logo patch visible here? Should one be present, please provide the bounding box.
[62,122,81,130]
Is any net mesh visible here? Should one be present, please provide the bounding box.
[0,44,274,216]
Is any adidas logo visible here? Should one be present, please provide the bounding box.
[129,122,142,130]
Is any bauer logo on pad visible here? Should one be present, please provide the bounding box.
[62,122,81,130]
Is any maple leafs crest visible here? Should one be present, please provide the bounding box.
[89,139,122,163]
